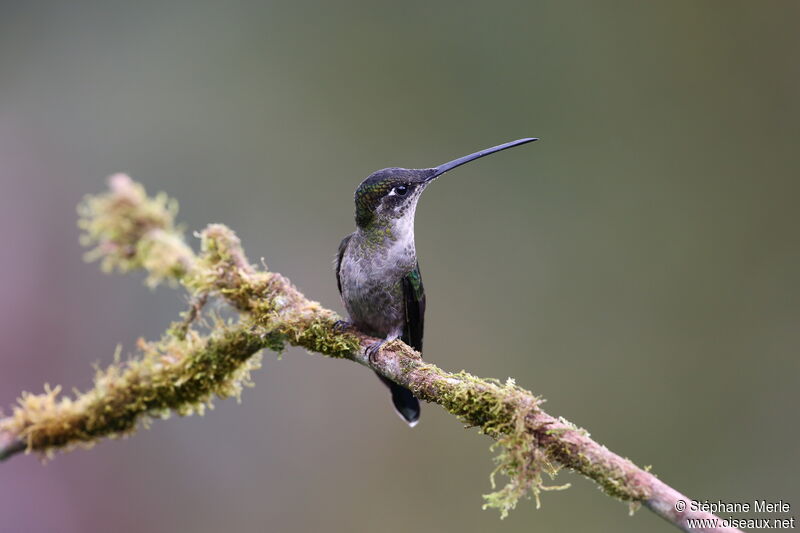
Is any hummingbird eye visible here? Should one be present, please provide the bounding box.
[394,184,409,196]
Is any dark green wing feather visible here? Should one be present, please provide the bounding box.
[401,264,426,352]
[335,234,352,295]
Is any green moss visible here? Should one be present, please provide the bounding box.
[546,442,649,503]
[78,174,193,287]
[418,371,568,517]
[137,231,193,287]
[482,405,569,518]
[197,224,245,267]
[282,317,362,358]
[1,325,266,457]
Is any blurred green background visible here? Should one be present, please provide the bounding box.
[1,1,798,532]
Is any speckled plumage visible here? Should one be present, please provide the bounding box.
[339,211,417,337]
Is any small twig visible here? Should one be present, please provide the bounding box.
[0,432,25,461]
[173,292,209,339]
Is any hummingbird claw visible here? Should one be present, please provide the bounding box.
[332,319,352,333]
[366,339,386,365]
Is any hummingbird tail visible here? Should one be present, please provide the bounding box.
[377,374,420,427]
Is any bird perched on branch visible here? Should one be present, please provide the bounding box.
[335,138,537,425]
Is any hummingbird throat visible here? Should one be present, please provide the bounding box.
[357,205,417,262]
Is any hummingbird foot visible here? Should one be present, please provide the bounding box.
[332,319,352,333]
[365,339,387,365]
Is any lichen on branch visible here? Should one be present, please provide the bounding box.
[1,327,264,457]
[78,173,194,286]
[0,175,363,459]
[0,175,743,533]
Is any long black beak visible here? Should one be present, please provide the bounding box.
[429,137,538,180]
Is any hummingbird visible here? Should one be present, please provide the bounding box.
[335,138,538,426]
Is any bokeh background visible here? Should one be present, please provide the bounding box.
[1,1,798,532]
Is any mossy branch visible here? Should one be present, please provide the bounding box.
[0,175,742,533]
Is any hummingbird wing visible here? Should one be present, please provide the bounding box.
[334,234,352,295]
[401,264,426,353]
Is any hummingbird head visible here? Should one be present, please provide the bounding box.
[354,168,433,229]
[353,138,538,230]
